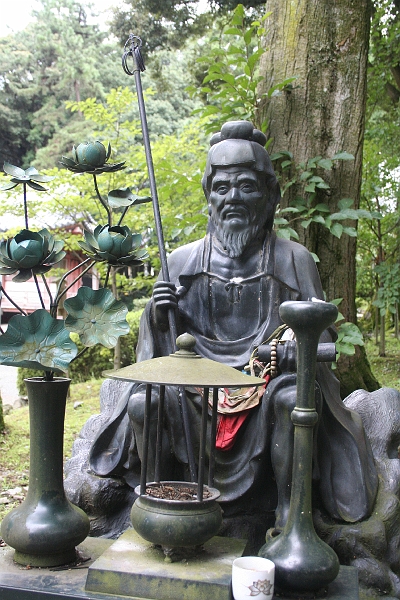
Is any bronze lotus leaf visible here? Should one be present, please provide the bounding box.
[0,309,78,372]
[107,187,152,209]
[1,163,54,192]
[60,141,125,174]
[0,229,66,282]
[78,224,148,267]
[64,287,130,348]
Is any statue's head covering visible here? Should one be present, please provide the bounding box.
[202,121,281,218]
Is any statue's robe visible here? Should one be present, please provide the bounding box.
[90,232,378,524]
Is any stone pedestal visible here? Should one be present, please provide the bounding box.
[86,529,246,600]
[0,531,359,600]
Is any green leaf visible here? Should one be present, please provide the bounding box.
[307,156,322,168]
[279,207,301,214]
[317,158,333,170]
[304,183,316,193]
[331,223,343,238]
[243,29,253,45]
[309,176,326,183]
[312,215,326,225]
[338,198,354,210]
[270,150,293,161]
[219,73,236,86]
[276,228,292,240]
[355,209,375,219]
[224,27,241,35]
[315,203,331,213]
[332,151,354,161]
[183,225,197,236]
[336,342,356,356]
[276,227,299,240]
[330,297,343,306]
[331,209,359,220]
[342,226,357,237]
[228,45,243,55]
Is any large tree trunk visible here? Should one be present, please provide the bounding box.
[258,0,379,393]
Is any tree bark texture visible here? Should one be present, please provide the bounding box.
[258,0,379,392]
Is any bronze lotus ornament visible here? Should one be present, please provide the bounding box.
[0,228,65,283]
[79,224,148,268]
[1,163,54,192]
[64,287,130,349]
[59,141,126,175]
[0,141,150,379]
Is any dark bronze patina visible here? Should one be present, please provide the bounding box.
[89,122,377,546]
[259,301,340,593]
[105,333,264,549]
[64,120,386,594]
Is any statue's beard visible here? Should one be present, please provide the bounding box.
[212,219,263,258]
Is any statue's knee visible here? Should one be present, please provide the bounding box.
[127,390,159,426]
[273,385,297,415]
[273,382,322,416]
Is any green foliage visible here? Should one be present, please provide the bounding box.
[356,136,400,318]
[109,0,266,52]
[0,0,127,168]
[16,368,40,396]
[63,87,208,254]
[335,322,365,360]
[364,334,400,391]
[359,1,400,321]
[373,263,400,317]
[187,4,296,133]
[271,152,381,244]
[185,5,379,255]
[328,298,365,366]
[369,0,400,118]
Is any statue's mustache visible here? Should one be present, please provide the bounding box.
[220,203,250,220]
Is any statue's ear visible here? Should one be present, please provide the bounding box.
[270,179,281,210]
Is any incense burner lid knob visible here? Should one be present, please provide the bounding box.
[175,333,196,356]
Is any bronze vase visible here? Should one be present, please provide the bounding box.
[1,377,90,567]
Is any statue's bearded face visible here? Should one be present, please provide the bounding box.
[208,166,271,257]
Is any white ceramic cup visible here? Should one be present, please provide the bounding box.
[232,556,275,600]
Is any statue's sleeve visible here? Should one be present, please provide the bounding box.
[273,237,324,300]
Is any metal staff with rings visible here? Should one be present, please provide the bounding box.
[122,34,197,481]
